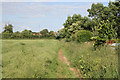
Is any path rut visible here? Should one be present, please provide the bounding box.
[58,49,82,78]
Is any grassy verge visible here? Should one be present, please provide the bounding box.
[60,40,118,78]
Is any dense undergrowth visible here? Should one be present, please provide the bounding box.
[60,40,118,78]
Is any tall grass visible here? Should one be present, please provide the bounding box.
[2,39,118,78]
[60,40,118,78]
[2,39,76,78]
[2,39,58,78]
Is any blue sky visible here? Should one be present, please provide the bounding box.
[2,2,110,32]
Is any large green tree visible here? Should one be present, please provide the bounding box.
[93,20,117,48]
[48,31,55,38]
[63,14,94,41]
[2,24,14,39]
[40,29,48,34]
[87,3,104,20]
[63,14,82,38]
[11,31,21,39]
[40,29,49,37]
[21,29,33,39]
[3,24,13,33]
[88,1,120,46]
[109,1,120,38]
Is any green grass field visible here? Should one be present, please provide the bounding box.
[2,39,75,78]
[2,39,118,78]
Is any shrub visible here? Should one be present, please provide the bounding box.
[75,30,93,43]
[114,39,120,43]
[2,32,12,39]
[118,39,120,43]
[60,41,118,78]
[65,38,71,42]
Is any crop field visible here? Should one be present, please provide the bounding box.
[2,39,118,78]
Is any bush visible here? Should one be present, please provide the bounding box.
[2,32,12,39]
[75,30,93,43]
[60,41,118,78]
[115,39,120,43]
[65,38,71,42]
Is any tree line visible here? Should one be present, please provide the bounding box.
[56,0,120,48]
[1,24,56,39]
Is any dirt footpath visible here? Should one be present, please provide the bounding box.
[58,49,82,78]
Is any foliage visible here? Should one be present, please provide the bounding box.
[93,20,117,48]
[2,31,12,39]
[49,31,54,34]
[109,1,120,38]
[63,14,95,41]
[21,29,33,39]
[2,25,56,39]
[11,31,22,39]
[60,41,118,78]
[55,28,66,39]
[75,30,93,43]
[3,24,13,33]
[48,31,55,39]
[40,29,48,34]
[87,3,104,19]
[2,24,14,39]
[87,1,120,48]
[58,1,119,45]
[39,29,55,39]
